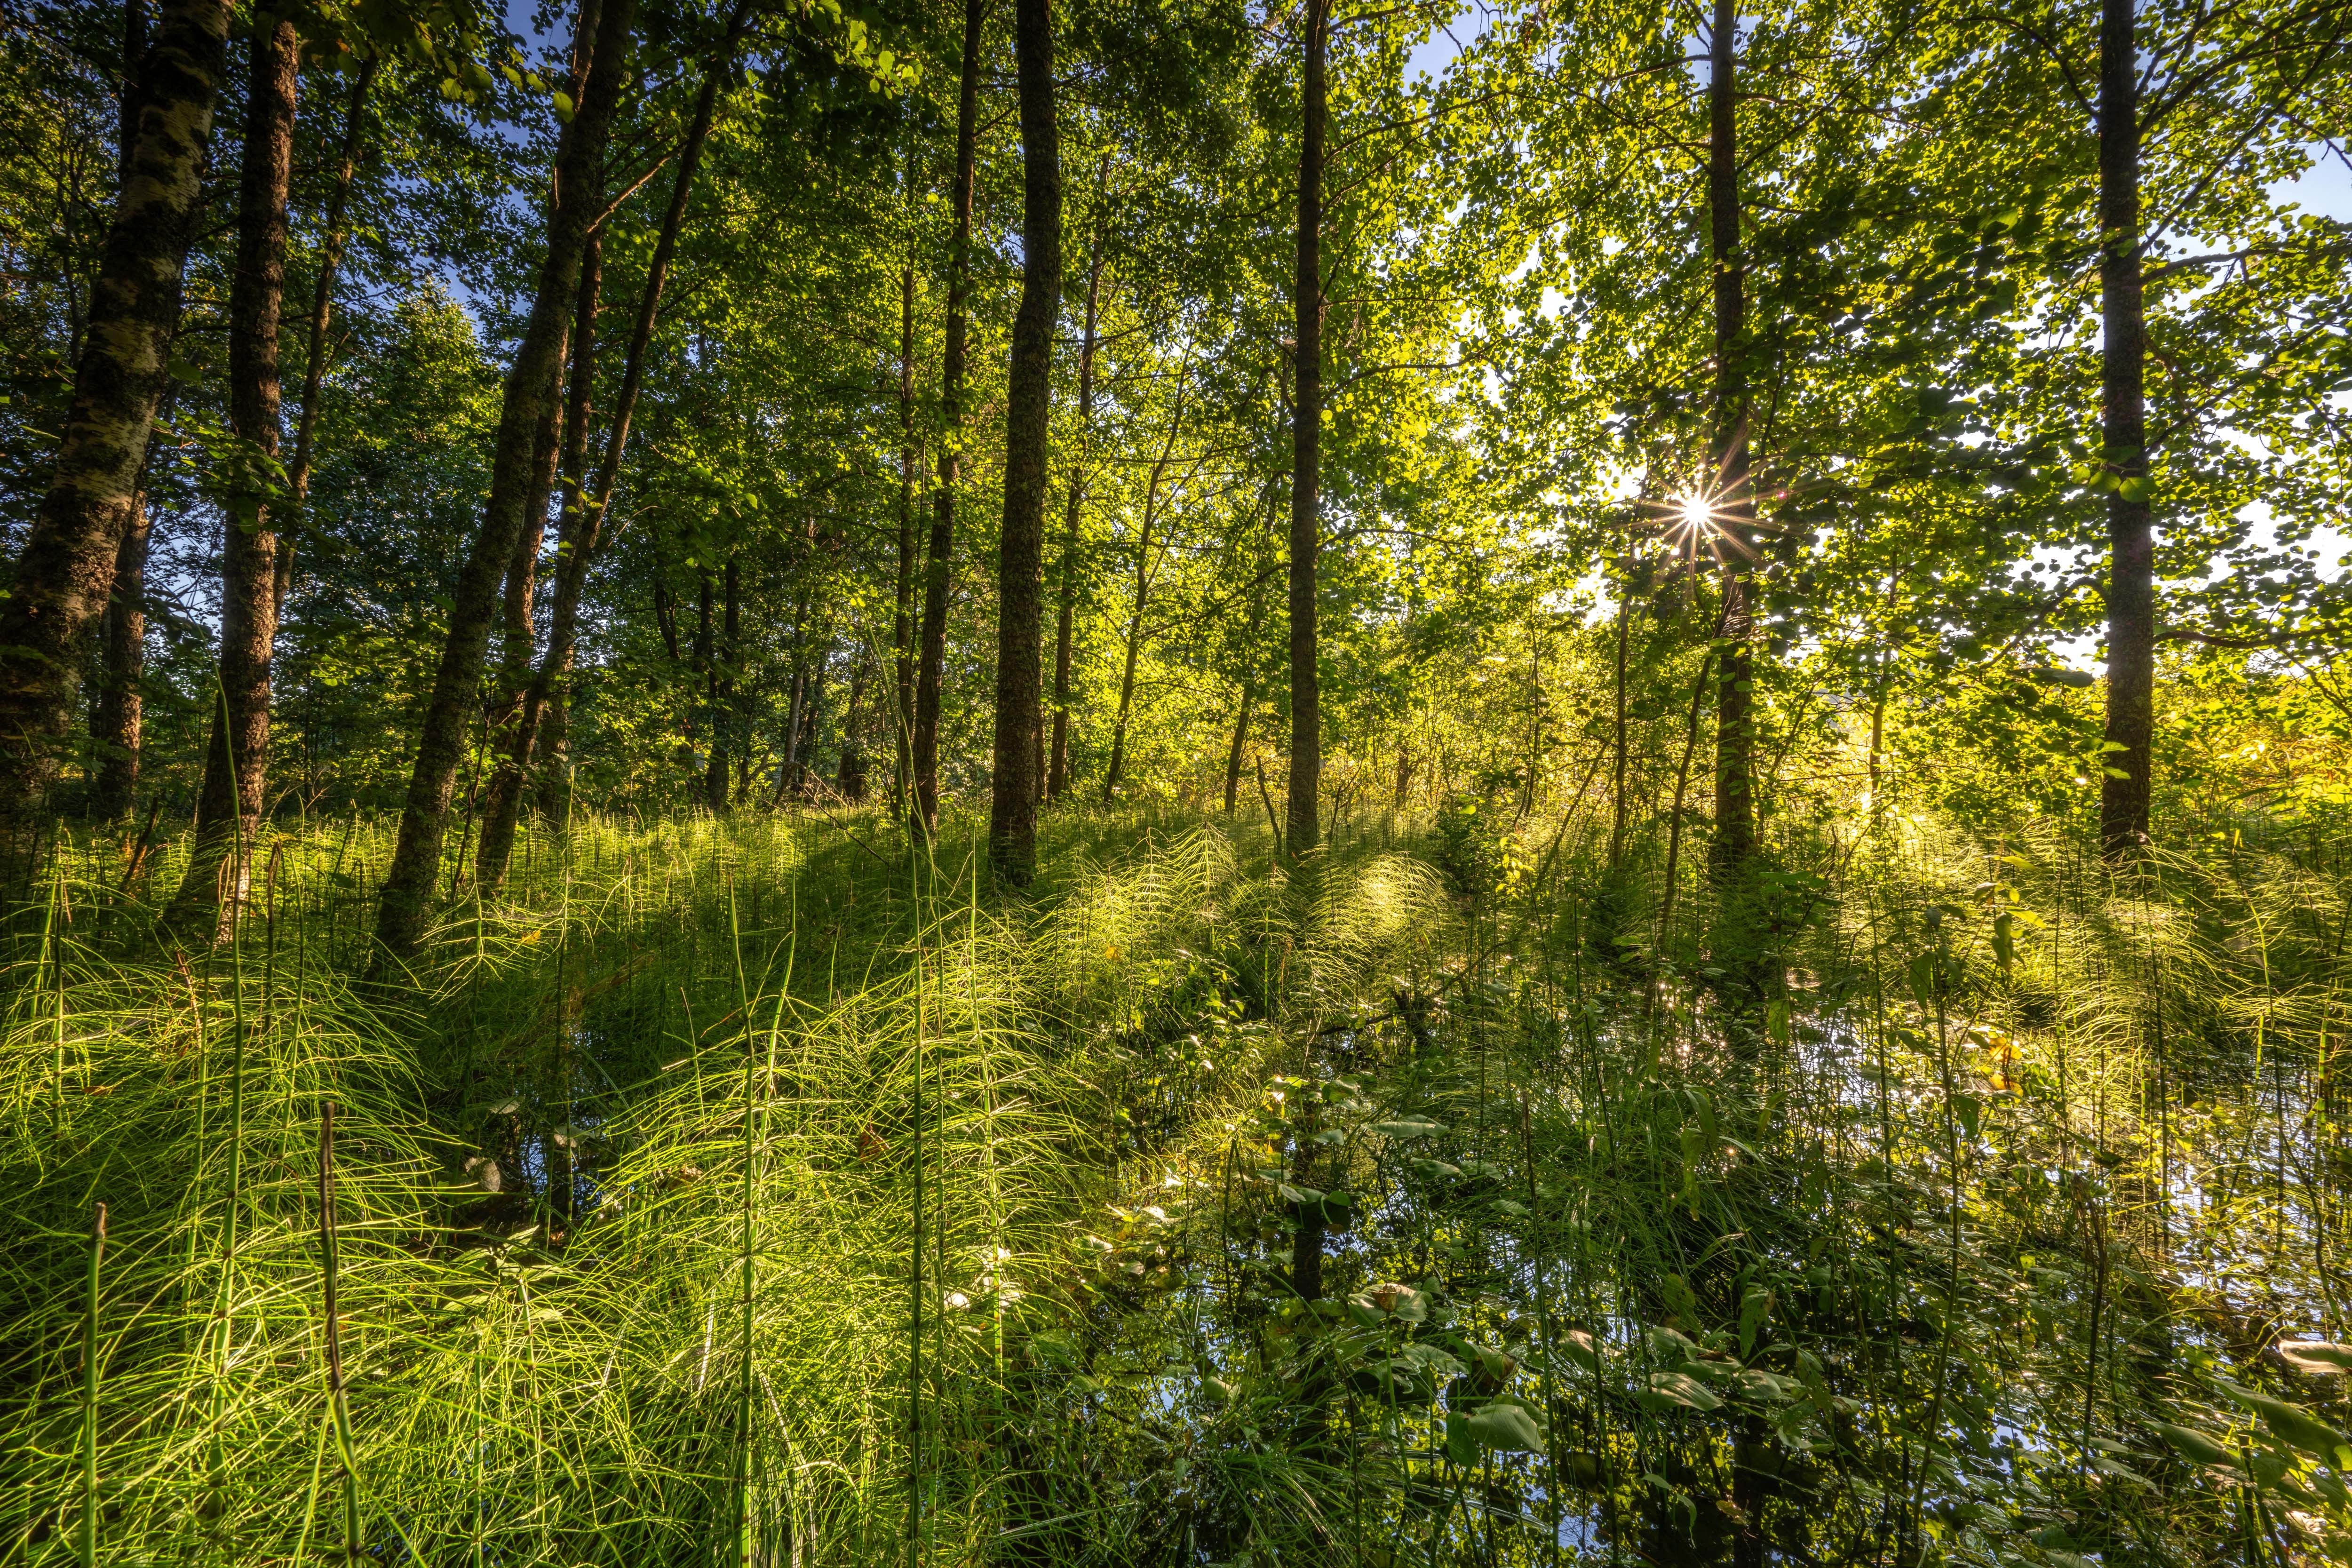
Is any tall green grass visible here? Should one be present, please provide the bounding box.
[1,796,2347,1564]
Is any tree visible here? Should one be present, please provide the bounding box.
[372,0,637,962]
[166,7,299,930]
[1284,0,1327,860]
[1705,0,1757,884]
[0,0,230,869]
[913,0,985,836]
[988,0,1062,880]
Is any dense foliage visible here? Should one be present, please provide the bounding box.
[1,0,2350,1560]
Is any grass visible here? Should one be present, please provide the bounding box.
[0,791,2347,1565]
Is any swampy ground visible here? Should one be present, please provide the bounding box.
[5,797,2351,1568]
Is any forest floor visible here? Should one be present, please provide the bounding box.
[3,798,2349,1567]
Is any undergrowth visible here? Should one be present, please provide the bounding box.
[2,798,2349,1566]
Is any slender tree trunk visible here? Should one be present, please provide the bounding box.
[1285,0,1327,859]
[90,499,149,820]
[691,570,716,791]
[893,260,917,811]
[1610,546,1631,870]
[798,652,828,784]
[372,0,637,963]
[1048,214,1105,804]
[837,659,868,800]
[989,0,1059,881]
[704,555,738,812]
[276,54,375,616]
[472,346,564,886]
[89,0,154,824]
[914,0,984,837]
[1706,0,1757,883]
[474,0,745,892]
[1223,677,1253,813]
[2098,0,2152,858]
[0,0,229,866]
[1102,418,1181,804]
[483,239,597,879]
[168,14,297,931]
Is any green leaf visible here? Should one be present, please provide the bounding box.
[2148,1421,2235,1468]
[2218,1380,2348,1456]
[1458,1401,1544,1452]
[1370,1117,1444,1139]
[1643,1371,1724,1412]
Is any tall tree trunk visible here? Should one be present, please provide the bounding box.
[692,569,715,790]
[474,0,745,892]
[1102,414,1181,804]
[988,0,1058,882]
[89,0,153,824]
[90,499,148,820]
[837,659,868,800]
[798,651,827,784]
[471,350,565,884]
[372,0,637,963]
[914,0,984,838]
[893,260,917,811]
[168,13,297,931]
[276,54,375,616]
[1048,214,1105,804]
[2098,0,2152,858]
[1285,0,1327,860]
[1705,0,1757,883]
[0,0,229,867]
[485,238,597,875]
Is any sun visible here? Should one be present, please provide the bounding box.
[1673,492,1716,536]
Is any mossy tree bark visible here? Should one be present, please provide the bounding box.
[0,0,229,868]
[167,11,299,931]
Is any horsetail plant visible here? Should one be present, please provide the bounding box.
[78,1201,103,1568]
[319,1100,360,1566]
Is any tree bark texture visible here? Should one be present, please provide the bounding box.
[1048,218,1105,804]
[987,0,1060,882]
[0,0,229,867]
[168,14,297,930]
[1285,0,1327,859]
[89,498,149,819]
[372,0,637,963]
[1705,0,1757,883]
[89,0,153,824]
[914,0,985,838]
[478,238,597,887]
[2098,0,2153,858]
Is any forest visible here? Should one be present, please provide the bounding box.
[1,0,2350,1558]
